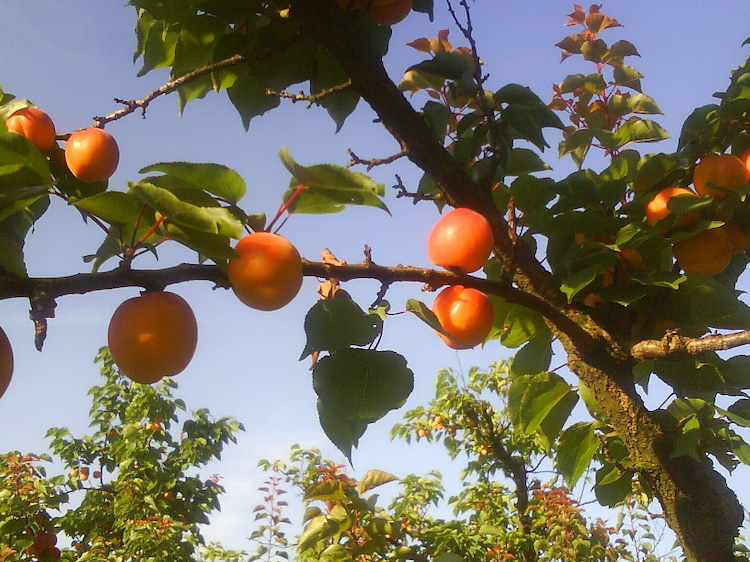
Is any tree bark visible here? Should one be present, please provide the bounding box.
[291,2,746,560]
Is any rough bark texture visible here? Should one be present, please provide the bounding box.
[291,2,746,560]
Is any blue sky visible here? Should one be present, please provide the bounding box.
[1,0,749,553]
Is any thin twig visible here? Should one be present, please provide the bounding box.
[266,80,353,107]
[347,147,407,170]
[94,31,306,126]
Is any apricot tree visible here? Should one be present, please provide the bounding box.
[2,2,750,561]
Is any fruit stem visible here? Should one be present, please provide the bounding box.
[266,183,307,233]
[136,213,167,247]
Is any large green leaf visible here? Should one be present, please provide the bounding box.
[73,192,142,226]
[664,276,750,330]
[508,371,578,439]
[300,299,383,360]
[317,399,368,463]
[0,196,50,277]
[161,221,237,261]
[310,43,360,131]
[557,421,600,489]
[0,131,52,191]
[129,180,243,238]
[594,463,633,507]
[139,162,246,204]
[280,149,389,215]
[313,349,414,422]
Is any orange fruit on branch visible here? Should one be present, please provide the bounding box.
[431,285,494,349]
[335,0,412,25]
[108,291,198,384]
[427,208,494,273]
[645,187,700,231]
[672,227,733,277]
[227,232,303,311]
[693,153,749,200]
[64,127,119,182]
[5,107,56,154]
[0,326,13,400]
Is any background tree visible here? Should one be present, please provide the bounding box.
[0,2,749,560]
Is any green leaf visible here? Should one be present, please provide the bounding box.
[503,148,550,175]
[508,371,578,438]
[317,399,367,463]
[722,399,750,427]
[665,276,750,330]
[611,118,670,149]
[671,415,701,460]
[138,162,247,204]
[300,299,383,360]
[612,64,643,92]
[279,150,389,215]
[594,463,633,507]
[311,43,360,131]
[423,101,451,141]
[0,131,52,191]
[357,469,398,494]
[129,180,243,237]
[557,421,599,488]
[313,349,414,422]
[161,221,237,261]
[510,332,552,377]
[0,197,50,276]
[73,192,141,226]
[405,298,456,343]
[625,93,663,115]
[406,51,473,81]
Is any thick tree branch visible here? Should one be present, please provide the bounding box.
[0,260,538,314]
[631,329,750,360]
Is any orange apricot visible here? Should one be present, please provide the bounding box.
[431,285,494,349]
[427,208,494,273]
[227,232,303,311]
[645,187,700,230]
[672,227,733,277]
[722,219,750,253]
[693,153,749,200]
[65,127,119,182]
[108,291,198,384]
[5,107,56,154]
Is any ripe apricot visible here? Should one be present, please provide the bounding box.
[672,227,733,277]
[108,291,198,384]
[5,107,56,154]
[335,0,412,25]
[431,285,494,349]
[0,326,13,400]
[722,220,750,253]
[65,127,119,182]
[645,187,700,230]
[227,232,303,311]
[693,153,749,200]
[427,208,494,273]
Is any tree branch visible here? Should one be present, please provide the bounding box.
[93,31,306,127]
[631,329,750,360]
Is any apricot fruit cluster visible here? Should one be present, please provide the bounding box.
[644,152,750,277]
[5,106,119,182]
[426,208,495,349]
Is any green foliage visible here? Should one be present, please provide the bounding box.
[250,364,674,562]
[0,348,243,562]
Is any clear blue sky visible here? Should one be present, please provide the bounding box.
[0,0,749,552]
